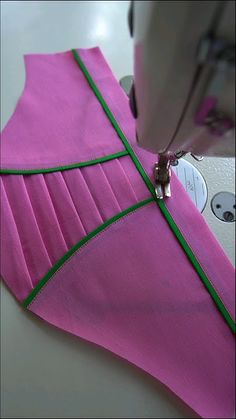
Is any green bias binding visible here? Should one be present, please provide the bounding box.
[72,48,235,334]
[71,49,156,199]
[0,150,129,174]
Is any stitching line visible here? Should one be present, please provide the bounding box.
[0,150,129,175]
[163,203,235,327]
[23,199,154,308]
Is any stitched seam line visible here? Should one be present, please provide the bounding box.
[23,198,154,308]
[157,200,235,333]
[71,49,156,199]
[72,49,235,334]
[0,150,129,174]
[166,208,233,314]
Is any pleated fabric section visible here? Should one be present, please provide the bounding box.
[1,155,150,301]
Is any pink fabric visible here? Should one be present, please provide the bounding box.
[1,156,149,301]
[29,202,235,419]
[133,145,235,321]
[0,47,235,418]
[1,50,125,170]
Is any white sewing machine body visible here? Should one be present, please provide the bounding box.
[131,0,235,160]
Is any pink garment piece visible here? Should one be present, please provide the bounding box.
[1,50,126,170]
[1,156,148,301]
[0,47,235,418]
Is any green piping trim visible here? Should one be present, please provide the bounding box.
[72,49,235,334]
[157,200,236,334]
[72,49,156,199]
[0,150,129,175]
[23,198,154,308]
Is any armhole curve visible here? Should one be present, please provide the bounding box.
[1,54,29,133]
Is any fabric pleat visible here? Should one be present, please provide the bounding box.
[1,156,150,299]
[2,175,52,286]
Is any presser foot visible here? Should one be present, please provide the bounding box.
[154,155,172,199]
[155,181,171,199]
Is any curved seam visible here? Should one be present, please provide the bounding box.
[71,49,235,333]
[23,198,154,308]
[0,150,129,175]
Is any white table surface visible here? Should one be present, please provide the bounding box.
[1,1,235,418]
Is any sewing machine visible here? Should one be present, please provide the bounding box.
[128,0,235,199]
[1,3,235,419]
